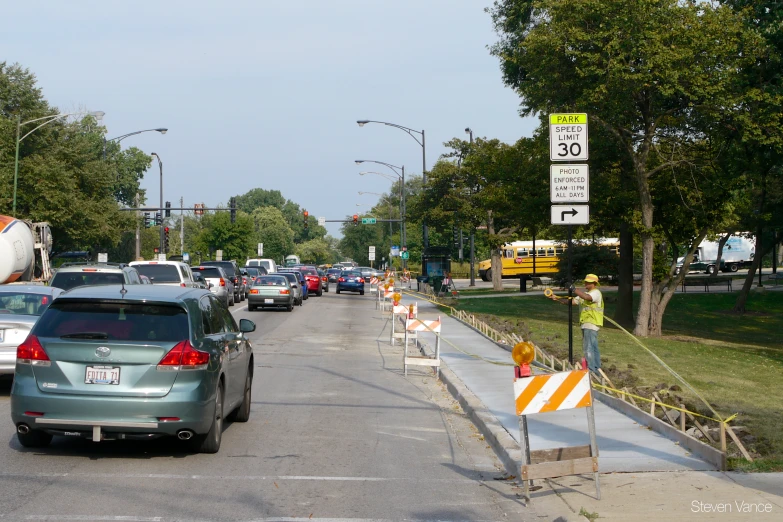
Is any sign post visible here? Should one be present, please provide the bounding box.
[550,113,589,365]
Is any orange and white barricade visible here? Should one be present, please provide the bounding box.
[514,369,600,500]
[390,302,417,345]
[370,277,379,293]
[403,317,441,376]
[379,287,396,311]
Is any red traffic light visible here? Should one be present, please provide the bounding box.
[164,227,169,233]
[303,210,309,217]
[353,214,358,222]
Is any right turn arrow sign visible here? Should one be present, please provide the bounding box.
[551,205,589,225]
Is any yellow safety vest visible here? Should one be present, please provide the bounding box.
[579,292,604,327]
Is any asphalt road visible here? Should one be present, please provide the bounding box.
[0,285,534,521]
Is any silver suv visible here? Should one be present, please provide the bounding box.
[49,263,142,291]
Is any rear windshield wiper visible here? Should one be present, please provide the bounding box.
[60,332,109,340]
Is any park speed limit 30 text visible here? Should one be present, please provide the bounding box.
[549,113,588,161]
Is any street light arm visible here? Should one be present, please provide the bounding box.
[19,113,78,142]
[355,160,403,177]
[108,128,168,143]
[357,120,424,148]
[360,171,398,183]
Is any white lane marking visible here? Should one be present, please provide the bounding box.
[375,431,428,442]
[0,514,502,522]
[0,472,472,483]
[375,425,447,433]
[231,304,248,314]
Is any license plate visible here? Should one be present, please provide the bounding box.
[264,299,274,304]
[85,366,120,385]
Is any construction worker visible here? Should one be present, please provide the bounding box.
[549,273,603,372]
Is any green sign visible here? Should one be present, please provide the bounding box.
[361,217,377,225]
[400,251,409,260]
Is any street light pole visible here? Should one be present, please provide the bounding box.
[12,111,104,216]
[465,127,476,287]
[151,153,164,255]
[357,119,427,249]
[104,128,167,159]
[356,160,406,268]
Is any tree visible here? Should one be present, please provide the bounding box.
[250,206,295,264]
[235,188,287,214]
[489,0,762,335]
[192,210,254,261]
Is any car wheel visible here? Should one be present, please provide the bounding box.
[336,289,341,294]
[228,371,252,423]
[287,302,293,311]
[248,304,255,311]
[707,265,717,276]
[729,263,739,272]
[17,428,53,448]
[360,291,365,295]
[316,289,323,297]
[191,383,223,454]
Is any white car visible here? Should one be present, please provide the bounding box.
[246,258,277,273]
[129,260,198,287]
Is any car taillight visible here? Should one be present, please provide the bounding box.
[17,335,51,366]
[338,277,345,282]
[322,277,327,281]
[220,278,226,286]
[243,277,247,285]
[157,340,209,371]
[180,283,186,287]
[358,278,365,283]
[279,289,290,295]
[250,289,259,294]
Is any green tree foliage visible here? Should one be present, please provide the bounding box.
[295,238,332,264]
[235,188,287,214]
[250,206,295,264]
[0,62,148,255]
[191,210,254,261]
[553,241,619,287]
[488,0,764,335]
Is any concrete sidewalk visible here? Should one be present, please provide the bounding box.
[393,291,783,520]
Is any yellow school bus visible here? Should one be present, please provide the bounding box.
[477,238,619,281]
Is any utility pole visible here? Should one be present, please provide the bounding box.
[135,192,141,260]
[180,196,184,255]
[466,127,476,287]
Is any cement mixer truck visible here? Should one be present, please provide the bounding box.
[0,215,52,285]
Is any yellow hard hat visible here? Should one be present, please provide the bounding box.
[584,274,600,284]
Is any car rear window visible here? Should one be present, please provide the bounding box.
[299,268,318,275]
[34,301,189,342]
[328,269,341,275]
[256,276,288,286]
[133,264,181,283]
[192,267,223,279]
[344,271,362,277]
[201,262,236,277]
[0,292,54,316]
[51,272,124,291]
[278,273,297,284]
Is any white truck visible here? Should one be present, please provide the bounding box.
[0,215,53,285]
[676,234,755,275]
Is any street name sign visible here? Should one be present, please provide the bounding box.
[551,205,590,225]
[550,164,589,203]
[362,217,377,225]
[550,113,588,161]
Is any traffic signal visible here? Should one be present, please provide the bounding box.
[230,197,236,224]
[165,201,171,217]
[453,226,460,248]
[353,214,358,226]
[144,213,152,228]
[303,210,309,230]
[155,212,162,226]
[164,227,170,252]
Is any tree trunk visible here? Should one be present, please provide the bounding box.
[487,211,504,291]
[711,233,731,278]
[732,227,783,313]
[633,170,655,337]
[614,221,634,328]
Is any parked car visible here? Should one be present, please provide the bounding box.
[200,260,244,303]
[278,269,308,300]
[248,275,295,311]
[336,270,365,295]
[326,268,342,283]
[317,269,329,293]
[276,272,304,306]
[129,260,197,287]
[191,265,235,307]
[0,285,63,376]
[10,284,256,453]
[49,263,143,291]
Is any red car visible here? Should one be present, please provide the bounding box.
[296,266,323,296]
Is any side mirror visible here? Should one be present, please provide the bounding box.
[239,318,256,333]
[207,282,213,289]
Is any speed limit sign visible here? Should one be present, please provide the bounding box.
[550,113,588,161]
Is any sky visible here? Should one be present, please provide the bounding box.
[5,1,537,238]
